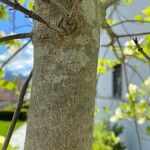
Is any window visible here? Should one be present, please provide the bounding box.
[113,64,122,98]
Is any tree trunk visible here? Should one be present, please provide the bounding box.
[25,0,100,149]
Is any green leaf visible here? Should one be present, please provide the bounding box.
[18,0,25,5]
[0,5,7,19]
[123,0,132,5]
[106,19,117,26]
[102,107,110,114]
[144,16,150,21]
[120,103,130,113]
[97,59,121,74]
[146,126,150,136]
[94,108,99,116]
[97,66,108,74]
[143,6,150,16]
[134,15,143,21]
[28,1,34,10]
[4,82,16,91]
[145,35,150,44]
[0,69,4,78]
[0,79,16,91]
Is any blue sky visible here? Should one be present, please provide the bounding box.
[0,1,33,77]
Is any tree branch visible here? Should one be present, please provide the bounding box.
[0,0,63,33]
[0,32,32,43]
[0,0,49,26]
[2,70,33,150]
[118,31,150,38]
[0,40,31,69]
[126,63,144,82]
[111,20,150,27]
[116,39,143,149]
[133,37,150,62]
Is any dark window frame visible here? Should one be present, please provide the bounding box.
[112,64,122,98]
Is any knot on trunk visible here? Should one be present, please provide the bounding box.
[58,13,77,35]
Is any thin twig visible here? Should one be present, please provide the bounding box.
[12,7,16,32]
[0,40,31,69]
[133,37,150,62]
[2,70,33,150]
[111,19,150,27]
[116,38,129,89]
[118,32,150,38]
[0,0,48,26]
[116,39,142,150]
[0,32,32,43]
[0,0,63,33]
[103,6,143,150]
[10,24,32,30]
[132,106,142,150]
[116,9,132,41]
[126,63,144,82]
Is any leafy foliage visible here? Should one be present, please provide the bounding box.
[0,31,22,54]
[18,0,26,5]
[134,6,150,21]
[0,120,24,137]
[0,5,7,19]
[0,69,19,91]
[28,0,34,10]
[97,59,121,74]
[123,0,132,5]
[110,77,150,125]
[93,120,126,150]
[146,126,150,136]
[143,6,150,16]
[107,19,117,26]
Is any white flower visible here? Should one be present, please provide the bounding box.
[125,93,129,99]
[109,108,124,122]
[110,116,118,122]
[123,47,134,55]
[125,40,136,47]
[144,77,150,87]
[115,108,124,119]
[139,99,146,104]
[137,117,146,125]
[128,84,138,94]
[123,40,137,56]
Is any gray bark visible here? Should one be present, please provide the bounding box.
[25,0,100,149]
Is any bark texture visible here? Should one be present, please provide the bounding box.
[25,0,100,149]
